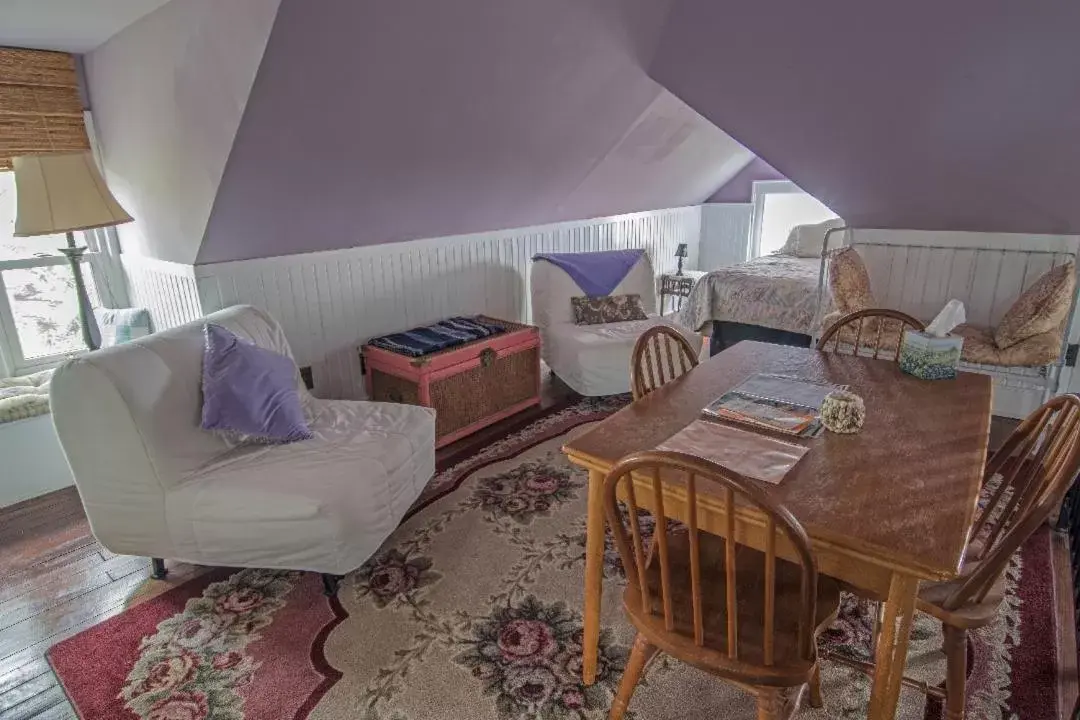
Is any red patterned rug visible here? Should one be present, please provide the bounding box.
[48,396,1063,719]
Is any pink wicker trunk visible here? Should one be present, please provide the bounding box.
[363,317,542,448]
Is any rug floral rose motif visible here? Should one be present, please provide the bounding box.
[311,426,1025,720]
[53,399,1048,720]
[470,460,582,524]
[128,419,1022,719]
[119,569,298,720]
[316,451,629,719]
[356,550,441,609]
[454,596,626,718]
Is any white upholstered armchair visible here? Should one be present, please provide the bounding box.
[530,253,699,396]
[49,305,436,594]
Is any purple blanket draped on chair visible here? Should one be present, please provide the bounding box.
[532,249,645,297]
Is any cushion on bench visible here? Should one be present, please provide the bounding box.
[954,324,1062,367]
[0,370,53,424]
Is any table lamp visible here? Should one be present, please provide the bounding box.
[12,152,133,351]
[675,243,688,275]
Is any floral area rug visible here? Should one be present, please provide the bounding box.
[48,396,1060,719]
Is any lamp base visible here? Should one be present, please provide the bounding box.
[59,232,98,351]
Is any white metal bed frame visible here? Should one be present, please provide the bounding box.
[814,227,1079,401]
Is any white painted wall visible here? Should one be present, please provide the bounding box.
[699,203,751,270]
[84,0,281,264]
[0,414,74,509]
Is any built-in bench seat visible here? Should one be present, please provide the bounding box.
[0,370,75,508]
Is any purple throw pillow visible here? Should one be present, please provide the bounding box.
[200,323,313,444]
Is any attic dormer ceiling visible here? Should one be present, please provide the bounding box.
[649,0,1080,236]
[86,0,1079,267]
[195,0,750,264]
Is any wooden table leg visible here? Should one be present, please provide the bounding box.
[868,572,919,719]
[582,468,606,685]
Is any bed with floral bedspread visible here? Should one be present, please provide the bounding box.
[678,254,828,336]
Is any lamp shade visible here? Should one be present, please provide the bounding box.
[12,152,133,237]
[674,243,688,258]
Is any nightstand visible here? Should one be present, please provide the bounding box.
[659,271,705,314]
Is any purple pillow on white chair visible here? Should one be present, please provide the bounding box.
[200,323,312,444]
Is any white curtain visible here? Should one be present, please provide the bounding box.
[84,226,129,309]
[83,110,131,310]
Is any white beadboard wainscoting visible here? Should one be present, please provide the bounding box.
[118,210,1079,414]
[145,206,701,399]
[121,253,203,331]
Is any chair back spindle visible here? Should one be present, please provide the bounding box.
[948,394,1080,609]
[631,327,699,400]
[650,466,675,631]
[817,308,925,361]
[603,451,820,678]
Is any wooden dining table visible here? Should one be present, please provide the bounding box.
[562,341,993,719]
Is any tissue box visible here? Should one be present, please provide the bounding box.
[899,330,963,380]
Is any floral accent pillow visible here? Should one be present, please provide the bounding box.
[570,294,649,325]
[993,261,1076,349]
[828,247,876,313]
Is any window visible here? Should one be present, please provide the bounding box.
[749,180,839,258]
[0,171,99,375]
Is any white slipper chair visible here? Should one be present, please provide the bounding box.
[49,305,436,593]
[530,253,700,396]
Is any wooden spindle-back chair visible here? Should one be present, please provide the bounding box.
[603,451,841,719]
[630,326,699,401]
[826,395,1080,719]
[816,308,925,361]
[976,394,1080,551]
[914,394,1080,720]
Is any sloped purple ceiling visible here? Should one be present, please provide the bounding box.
[197,0,750,264]
[707,158,787,203]
[651,0,1080,235]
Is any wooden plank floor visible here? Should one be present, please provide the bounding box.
[0,487,214,719]
[0,394,1072,719]
[0,489,135,719]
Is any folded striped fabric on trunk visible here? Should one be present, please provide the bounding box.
[367,316,506,357]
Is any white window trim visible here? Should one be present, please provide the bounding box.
[0,253,97,376]
[748,180,805,260]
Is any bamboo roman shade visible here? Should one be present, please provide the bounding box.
[0,47,90,171]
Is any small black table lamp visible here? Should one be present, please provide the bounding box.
[674,243,688,275]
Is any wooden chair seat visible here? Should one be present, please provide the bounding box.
[838,535,993,603]
[916,565,1007,630]
[625,529,841,684]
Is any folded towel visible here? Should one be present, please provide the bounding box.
[533,249,645,297]
[368,316,506,357]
